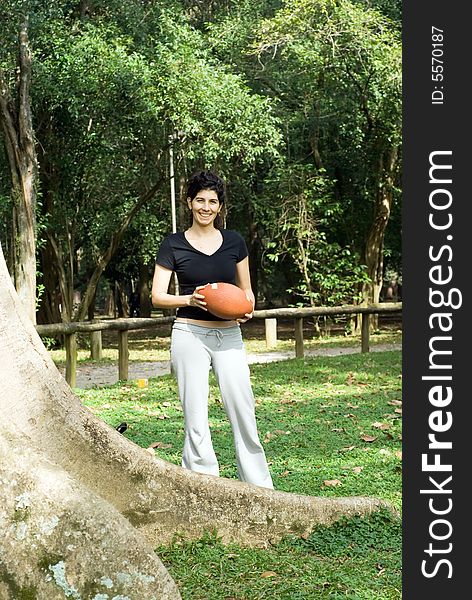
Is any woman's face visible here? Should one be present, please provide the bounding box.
[187,189,221,227]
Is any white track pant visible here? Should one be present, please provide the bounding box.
[170,322,273,489]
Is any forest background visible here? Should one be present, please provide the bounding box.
[0,0,402,327]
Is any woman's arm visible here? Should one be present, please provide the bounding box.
[151,264,207,310]
[235,257,255,320]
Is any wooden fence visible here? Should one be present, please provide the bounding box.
[36,302,402,387]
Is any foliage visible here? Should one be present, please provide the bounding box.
[1,0,402,319]
[1,1,283,321]
[206,0,402,305]
[250,0,402,241]
[263,164,369,305]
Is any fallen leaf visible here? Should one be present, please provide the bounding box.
[331,427,344,432]
[346,373,355,385]
[261,571,278,578]
[280,470,290,477]
[395,451,403,460]
[395,408,403,414]
[388,400,402,406]
[344,413,356,418]
[162,401,172,407]
[372,422,391,430]
[149,441,173,449]
[352,466,363,474]
[323,479,342,487]
[346,403,359,409]
[340,445,356,452]
[300,531,310,540]
[361,435,377,443]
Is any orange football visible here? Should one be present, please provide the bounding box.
[200,282,253,320]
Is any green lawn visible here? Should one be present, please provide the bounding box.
[77,349,402,599]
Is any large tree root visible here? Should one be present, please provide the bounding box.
[0,247,395,596]
[0,431,181,599]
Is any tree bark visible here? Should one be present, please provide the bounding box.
[139,262,153,317]
[0,433,181,599]
[363,146,399,306]
[0,241,395,594]
[247,212,260,306]
[0,22,38,323]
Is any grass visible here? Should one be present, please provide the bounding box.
[156,509,401,599]
[76,348,402,599]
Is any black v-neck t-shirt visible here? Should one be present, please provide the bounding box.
[155,229,248,320]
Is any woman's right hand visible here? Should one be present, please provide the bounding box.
[187,285,207,310]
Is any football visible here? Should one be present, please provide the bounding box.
[200,282,253,320]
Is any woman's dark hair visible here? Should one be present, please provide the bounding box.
[186,170,226,229]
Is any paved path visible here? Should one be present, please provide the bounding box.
[62,343,401,389]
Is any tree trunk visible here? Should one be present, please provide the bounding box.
[139,262,152,317]
[74,177,164,322]
[0,242,394,594]
[115,280,129,318]
[87,289,96,320]
[0,22,38,323]
[247,213,260,306]
[105,286,116,317]
[363,147,399,324]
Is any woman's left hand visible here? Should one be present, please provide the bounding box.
[237,312,253,324]
[237,292,254,323]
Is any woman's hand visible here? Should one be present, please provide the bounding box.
[236,312,253,324]
[237,292,254,323]
[187,285,208,310]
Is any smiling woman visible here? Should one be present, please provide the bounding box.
[151,170,273,489]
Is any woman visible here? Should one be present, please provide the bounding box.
[151,170,273,489]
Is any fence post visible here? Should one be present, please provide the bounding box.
[361,313,370,353]
[90,323,102,360]
[118,330,129,380]
[265,318,277,349]
[295,318,304,358]
[65,333,77,387]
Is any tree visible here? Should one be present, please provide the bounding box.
[1,1,282,325]
[0,20,38,323]
[0,241,391,596]
[205,0,401,308]
[250,0,402,306]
